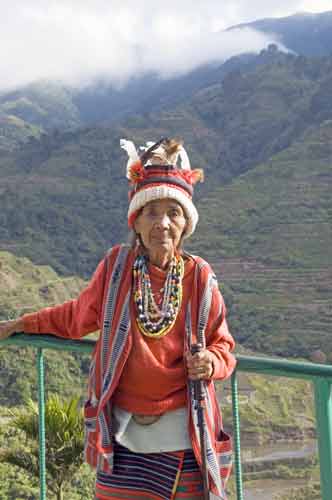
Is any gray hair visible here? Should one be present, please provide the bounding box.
[127,229,138,249]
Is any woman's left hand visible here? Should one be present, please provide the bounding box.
[185,349,214,380]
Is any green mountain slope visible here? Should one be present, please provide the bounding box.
[0,126,128,275]
[1,54,331,276]
[0,114,40,152]
[191,121,332,356]
[0,250,85,320]
[186,53,332,180]
[0,81,80,131]
[0,251,89,406]
[0,55,331,358]
[0,82,80,151]
[1,49,331,155]
[230,11,332,57]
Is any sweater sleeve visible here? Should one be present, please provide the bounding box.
[205,281,236,381]
[22,257,107,339]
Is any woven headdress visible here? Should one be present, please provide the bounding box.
[120,138,204,237]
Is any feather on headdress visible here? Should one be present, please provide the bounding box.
[120,139,140,180]
[120,137,203,184]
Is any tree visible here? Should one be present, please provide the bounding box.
[0,395,85,500]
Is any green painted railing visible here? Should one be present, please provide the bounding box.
[2,333,332,499]
[232,355,332,500]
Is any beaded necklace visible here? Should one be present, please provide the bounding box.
[133,253,184,338]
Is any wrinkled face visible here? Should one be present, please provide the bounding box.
[134,198,187,256]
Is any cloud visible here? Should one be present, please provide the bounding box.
[0,0,328,91]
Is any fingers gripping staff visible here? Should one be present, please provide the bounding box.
[189,343,224,500]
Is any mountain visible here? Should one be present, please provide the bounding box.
[192,120,332,357]
[0,81,80,130]
[0,114,40,152]
[2,14,331,499]
[0,53,259,142]
[0,11,331,146]
[0,251,90,406]
[0,250,85,321]
[0,81,80,153]
[182,52,332,180]
[1,52,331,272]
[72,53,259,125]
[228,11,332,56]
[1,51,331,358]
[1,10,331,144]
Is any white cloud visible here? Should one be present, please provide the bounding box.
[0,0,329,91]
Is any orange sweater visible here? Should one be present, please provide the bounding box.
[113,258,195,414]
[23,252,235,415]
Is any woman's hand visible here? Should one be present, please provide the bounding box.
[0,319,24,341]
[185,349,214,380]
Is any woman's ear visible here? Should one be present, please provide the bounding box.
[178,226,187,249]
[182,218,189,238]
[133,209,143,236]
[133,219,140,236]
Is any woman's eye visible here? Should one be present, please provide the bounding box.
[144,209,156,217]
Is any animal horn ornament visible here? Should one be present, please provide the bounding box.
[139,137,168,164]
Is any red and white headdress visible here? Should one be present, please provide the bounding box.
[120,138,204,237]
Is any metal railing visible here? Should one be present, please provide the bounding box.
[2,333,332,499]
[232,354,332,500]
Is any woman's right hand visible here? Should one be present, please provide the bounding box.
[0,319,24,341]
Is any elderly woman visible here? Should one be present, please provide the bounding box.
[0,138,236,500]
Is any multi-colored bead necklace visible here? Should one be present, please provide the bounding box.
[133,254,184,338]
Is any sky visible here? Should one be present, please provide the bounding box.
[0,0,331,91]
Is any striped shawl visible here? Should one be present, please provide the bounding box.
[84,245,233,499]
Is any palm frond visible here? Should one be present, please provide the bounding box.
[2,394,85,493]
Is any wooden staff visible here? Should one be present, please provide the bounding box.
[191,343,210,500]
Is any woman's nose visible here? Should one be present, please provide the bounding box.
[154,213,170,228]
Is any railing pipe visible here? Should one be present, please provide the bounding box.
[3,333,332,500]
[231,370,244,500]
[3,333,95,353]
[37,348,46,500]
[236,354,332,380]
[5,336,332,379]
[314,378,332,500]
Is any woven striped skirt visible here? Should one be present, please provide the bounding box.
[95,442,204,500]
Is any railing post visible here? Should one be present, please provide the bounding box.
[37,348,47,500]
[313,378,332,500]
[231,370,244,500]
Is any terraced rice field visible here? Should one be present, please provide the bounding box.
[213,258,332,357]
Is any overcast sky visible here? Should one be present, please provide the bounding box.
[0,0,330,91]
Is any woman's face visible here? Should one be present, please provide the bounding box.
[134,198,187,258]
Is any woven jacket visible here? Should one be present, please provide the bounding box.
[83,245,236,499]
